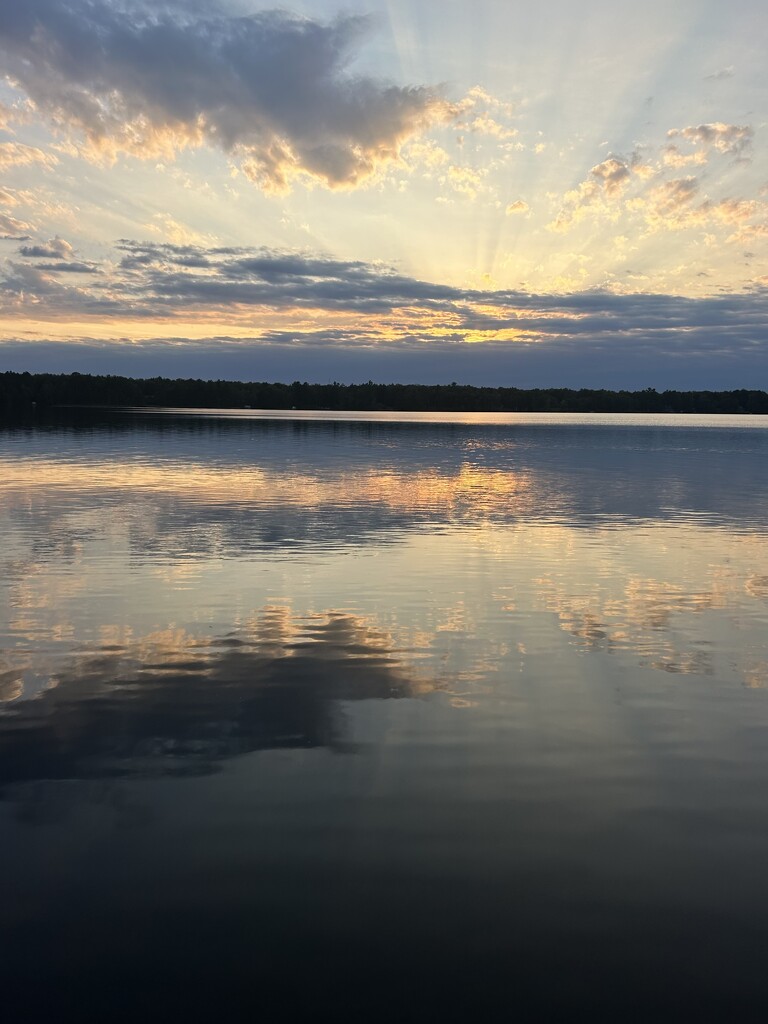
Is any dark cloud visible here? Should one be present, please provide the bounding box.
[2,325,767,391]
[34,261,99,273]
[2,260,72,295]
[2,241,768,388]
[18,237,75,259]
[104,240,458,314]
[0,1,452,191]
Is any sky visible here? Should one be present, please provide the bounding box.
[0,0,767,388]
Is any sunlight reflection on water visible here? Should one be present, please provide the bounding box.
[1,410,768,1017]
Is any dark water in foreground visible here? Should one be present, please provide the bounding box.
[2,410,768,1019]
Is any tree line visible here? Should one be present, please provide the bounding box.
[2,370,768,415]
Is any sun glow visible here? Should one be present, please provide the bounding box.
[0,0,766,383]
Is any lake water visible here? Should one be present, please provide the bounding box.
[2,409,768,1019]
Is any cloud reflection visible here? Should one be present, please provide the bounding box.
[3,417,768,557]
[531,560,766,676]
[2,417,767,731]
[0,606,440,792]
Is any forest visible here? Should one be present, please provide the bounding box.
[2,370,768,415]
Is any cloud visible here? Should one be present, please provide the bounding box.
[0,141,58,171]
[19,237,75,259]
[457,85,518,121]
[548,154,647,232]
[34,261,99,274]
[147,213,217,247]
[3,240,468,320]
[0,1,453,192]
[403,140,449,172]
[643,177,700,226]
[728,223,768,245]
[1,239,763,325]
[661,145,707,169]
[549,135,766,239]
[466,114,518,140]
[0,212,33,236]
[704,67,735,81]
[590,157,633,197]
[667,123,753,157]
[506,200,529,216]
[2,240,768,392]
[640,181,766,235]
[3,311,768,391]
[443,164,487,200]
[1,259,75,299]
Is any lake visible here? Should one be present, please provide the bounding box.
[2,409,768,1019]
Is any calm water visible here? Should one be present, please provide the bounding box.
[2,409,768,1019]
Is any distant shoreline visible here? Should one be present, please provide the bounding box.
[2,370,768,415]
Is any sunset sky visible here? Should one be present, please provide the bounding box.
[0,0,767,387]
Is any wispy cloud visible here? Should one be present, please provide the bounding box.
[704,67,735,81]
[0,191,33,237]
[0,141,58,171]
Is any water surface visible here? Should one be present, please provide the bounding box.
[2,410,768,1018]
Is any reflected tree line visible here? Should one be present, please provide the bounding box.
[3,371,768,414]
